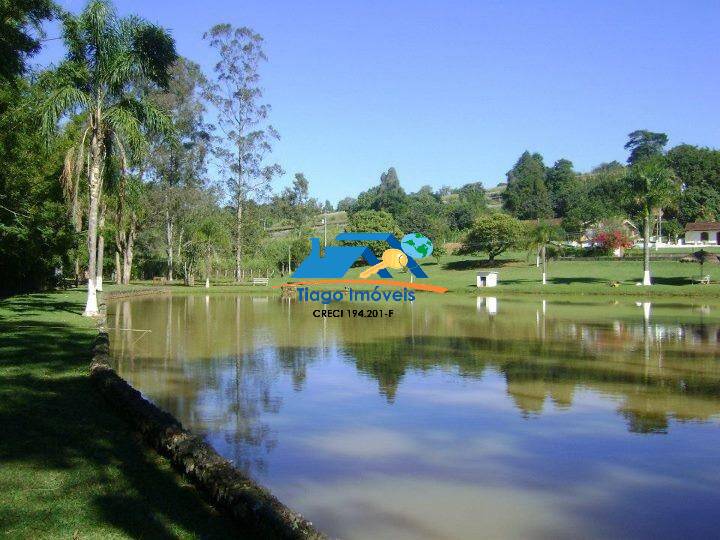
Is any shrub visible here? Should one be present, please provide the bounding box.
[593,229,634,256]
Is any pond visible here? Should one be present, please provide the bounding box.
[108,293,720,539]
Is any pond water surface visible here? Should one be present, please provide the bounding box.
[108,294,720,539]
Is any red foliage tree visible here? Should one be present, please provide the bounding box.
[593,230,634,255]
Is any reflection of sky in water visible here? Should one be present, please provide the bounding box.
[109,295,720,539]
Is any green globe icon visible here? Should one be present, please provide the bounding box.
[401,233,433,259]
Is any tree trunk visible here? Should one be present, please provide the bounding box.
[122,237,134,284]
[541,245,547,285]
[115,251,121,285]
[122,214,136,285]
[643,212,652,286]
[72,196,82,287]
[183,261,190,286]
[122,248,132,285]
[235,198,243,282]
[206,252,212,288]
[176,229,183,278]
[96,208,105,292]
[166,208,174,282]
[83,129,102,317]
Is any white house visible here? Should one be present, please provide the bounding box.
[583,219,639,246]
[684,222,720,245]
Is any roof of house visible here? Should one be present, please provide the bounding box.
[585,219,638,231]
[685,222,720,232]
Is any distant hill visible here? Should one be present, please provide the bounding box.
[267,211,348,238]
[267,184,505,238]
[485,183,506,209]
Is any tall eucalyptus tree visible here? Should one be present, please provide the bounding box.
[147,58,210,282]
[203,24,282,282]
[38,0,175,315]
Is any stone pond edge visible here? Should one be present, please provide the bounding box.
[90,289,326,539]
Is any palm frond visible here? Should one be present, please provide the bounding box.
[105,96,175,157]
[104,101,145,156]
[60,147,78,215]
[129,21,177,89]
[106,50,139,93]
[38,84,90,141]
[61,11,87,64]
[60,134,88,232]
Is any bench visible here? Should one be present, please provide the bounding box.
[699,275,711,285]
[252,277,269,286]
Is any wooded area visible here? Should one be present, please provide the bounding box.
[3,1,720,305]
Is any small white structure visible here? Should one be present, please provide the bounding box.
[685,222,720,245]
[476,271,498,288]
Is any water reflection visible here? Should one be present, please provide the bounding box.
[108,294,720,539]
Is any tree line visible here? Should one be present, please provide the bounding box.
[2,1,719,306]
[500,130,720,241]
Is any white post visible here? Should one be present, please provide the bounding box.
[205,277,210,288]
[542,272,547,285]
[643,270,652,286]
[96,234,104,292]
[84,278,98,316]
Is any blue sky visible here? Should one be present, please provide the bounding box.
[37,0,720,204]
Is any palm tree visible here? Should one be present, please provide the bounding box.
[624,156,678,286]
[38,0,176,315]
[528,222,563,285]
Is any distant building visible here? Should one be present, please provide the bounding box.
[581,219,639,246]
[685,222,720,245]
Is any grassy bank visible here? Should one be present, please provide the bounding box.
[0,290,239,539]
[124,252,720,298]
[420,254,720,297]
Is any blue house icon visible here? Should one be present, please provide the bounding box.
[291,232,428,279]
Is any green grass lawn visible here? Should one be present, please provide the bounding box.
[0,290,241,539]
[144,251,720,298]
[417,254,720,297]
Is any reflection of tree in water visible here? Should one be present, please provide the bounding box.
[275,346,317,392]
[348,335,489,403]
[109,296,314,476]
[221,350,282,475]
[622,410,669,434]
[126,295,336,476]
[350,341,407,402]
[110,294,720,445]
[338,303,720,433]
